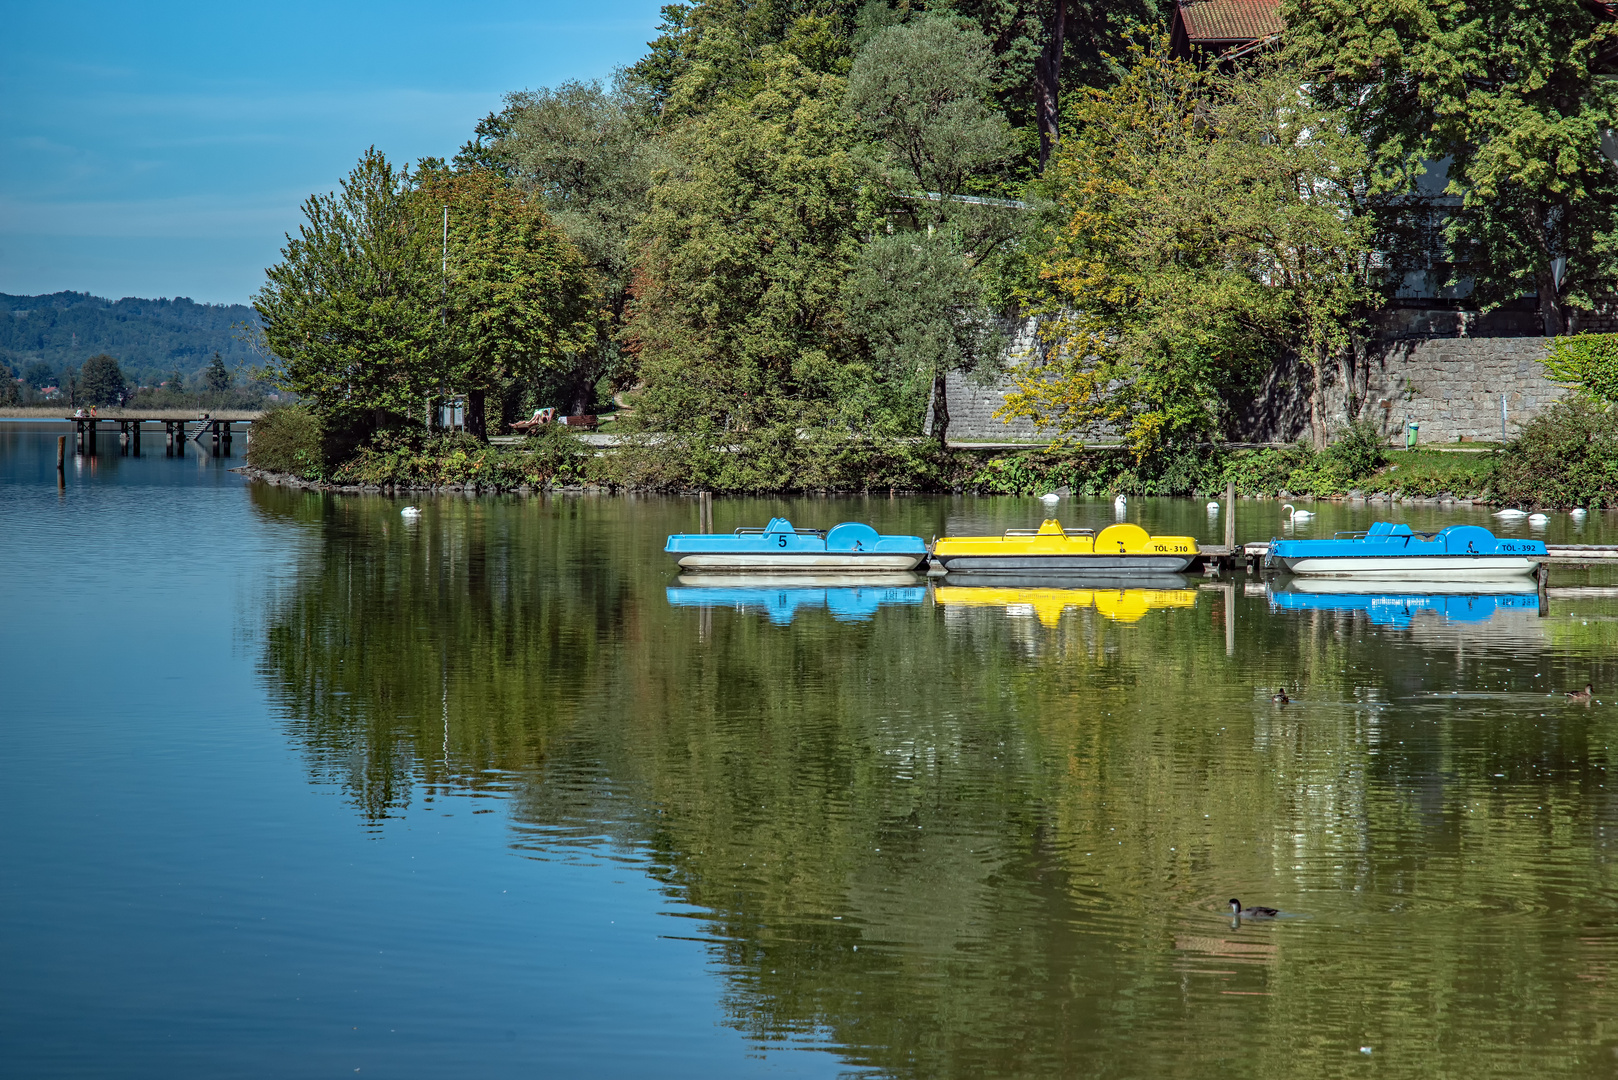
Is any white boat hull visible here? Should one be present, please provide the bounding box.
[676,552,926,572]
[1271,554,1539,579]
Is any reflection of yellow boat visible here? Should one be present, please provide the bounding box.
[933,521,1199,574]
[935,585,1198,626]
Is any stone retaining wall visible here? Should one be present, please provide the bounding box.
[932,322,1568,445]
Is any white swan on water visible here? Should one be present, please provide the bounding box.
[1528,513,1550,525]
[1206,501,1220,512]
[1040,492,1060,506]
[1282,503,1314,522]
[1493,508,1528,519]
[401,506,422,518]
[1572,508,1589,519]
[1114,494,1128,511]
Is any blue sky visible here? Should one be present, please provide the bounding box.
[0,0,667,306]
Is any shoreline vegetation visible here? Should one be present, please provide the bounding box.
[243,4,1618,509]
[246,400,1603,506]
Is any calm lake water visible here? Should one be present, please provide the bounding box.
[7,423,1618,1078]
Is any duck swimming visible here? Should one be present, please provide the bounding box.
[1567,683,1594,701]
[1271,688,1289,704]
[1230,899,1279,918]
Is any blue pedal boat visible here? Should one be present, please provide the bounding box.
[664,518,929,572]
[1264,523,1544,579]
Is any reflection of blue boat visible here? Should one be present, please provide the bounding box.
[1269,579,1539,626]
[1265,522,1543,579]
[666,573,927,625]
[665,518,928,572]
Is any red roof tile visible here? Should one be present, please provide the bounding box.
[1176,0,1283,44]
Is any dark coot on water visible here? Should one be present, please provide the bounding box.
[1271,689,1289,704]
[1230,899,1278,918]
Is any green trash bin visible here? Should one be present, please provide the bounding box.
[1405,420,1418,449]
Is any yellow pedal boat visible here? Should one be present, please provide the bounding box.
[933,520,1199,575]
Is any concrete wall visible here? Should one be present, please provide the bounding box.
[933,318,1568,445]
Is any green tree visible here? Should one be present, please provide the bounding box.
[255,148,437,432]
[202,352,231,393]
[1003,40,1378,453]
[80,353,127,406]
[626,53,876,441]
[845,16,1013,217]
[842,230,1004,444]
[415,164,598,438]
[1542,332,1618,403]
[473,80,659,413]
[22,360,54,389]
[1285,0,1618,337]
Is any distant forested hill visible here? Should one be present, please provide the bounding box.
[0,292,261,385]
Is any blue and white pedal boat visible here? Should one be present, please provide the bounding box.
[664,517,928,572]
[1264,523,1544,580]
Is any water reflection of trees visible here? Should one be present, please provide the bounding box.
[254,485,1618,1077]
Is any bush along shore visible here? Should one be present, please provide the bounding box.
[242,404,1615,509]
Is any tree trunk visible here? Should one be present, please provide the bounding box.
[1307,356,1327,451]
[1034,0,1068,170]
[1537,263,1567,337]
[466,388,487,441]
[932,371,950,449]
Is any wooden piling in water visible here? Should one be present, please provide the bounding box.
[1224,481,1236,572]
[57,435,65,472]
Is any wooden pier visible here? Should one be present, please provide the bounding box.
[63,416,251,457]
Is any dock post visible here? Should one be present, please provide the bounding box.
[132,421,141,456]
[1224,481,1236,568]
[165,422,174,455]
[221,421,232,456]
[175,421,185,457]
[74,419,84,455]
[1537,563,1549,618]
[57,435,66,472]
[85,418,96,456]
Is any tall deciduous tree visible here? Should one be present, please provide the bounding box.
[80,353,126,406]
[1003,40,1378,453]
[469,81,659,413]
[842,230,1004,445]
[626,54,877,436]
[1285,0,1618,336]
[845,16,1013,215]
[415,164,597,438]
[256,149,437,429]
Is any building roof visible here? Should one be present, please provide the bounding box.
[1175,0,1283,45]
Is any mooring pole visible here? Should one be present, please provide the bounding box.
[1224,480,1236,565]
[131,421,141,456]
[57,435,66,472]
[1537,563,1549,618]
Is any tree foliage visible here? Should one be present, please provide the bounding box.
[845,16,1013,214]
[626,54,877,439]
[256,150,595,439]
[842,230,1004,444]
[1542,332,1618,404]
[1285,0,1618,336]
[470,80,659,412]
[416,164,597,435]
[80,353,127,406]
[256,149,438,429]
[1002,39,1378,454]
